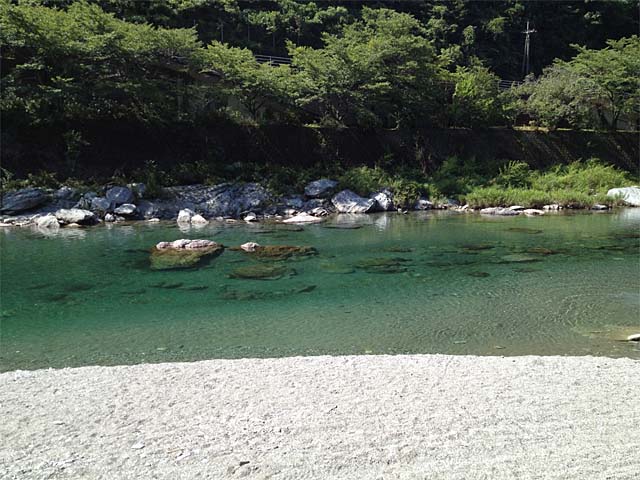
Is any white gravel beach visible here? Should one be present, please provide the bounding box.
[1,354,638,480]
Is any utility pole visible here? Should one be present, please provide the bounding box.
[522,20,536,78]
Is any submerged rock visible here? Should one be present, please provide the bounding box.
[0,188,48,214]
[607,186,640,206]
[331,190,376,214]
[305,179,338,198]
[319,262,355,274]
[355,257,411,274]
[150,239,223,270]
[467,271,490,278]
[499,254,540,264]
[229,264,295,280]
[233,244,317,261]
[507,227,543,234]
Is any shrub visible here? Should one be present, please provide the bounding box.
[495,161,532,188]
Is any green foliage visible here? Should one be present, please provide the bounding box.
[515,36,640,130]
[338,166,427,208]
[466,159,634,208]
[495,161,532,188]
[430,156,488,196]
[450,66,503,127]
[289,7,444,127]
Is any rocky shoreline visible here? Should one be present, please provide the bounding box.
[2,180,639,230]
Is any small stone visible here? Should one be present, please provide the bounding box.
[627,334,640,342]
[543,204,560,211]
[147,218,160,222]
[523,209,545,216]
[131,442,145,450]
[240,242,261,252]
[591,204,609,211]
[244,212,258,222]
[509,205,525,211]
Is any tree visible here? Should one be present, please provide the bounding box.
[450,65,504,127]
[289,7,444,128]
[515,36,639,130]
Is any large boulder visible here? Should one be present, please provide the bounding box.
[137,200,158,219]
[55,208,97,225]
[165,183,272,218]
[304,179,339,198]
[177,208,195,223]
[371,189,394,211]
[105,186,134,206]
[607,186,640,206]
[54,187,78,201]
[331,190,376,214]
[0,188,48,214]
[91,197,112,213]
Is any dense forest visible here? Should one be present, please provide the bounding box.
[2,0,639,132]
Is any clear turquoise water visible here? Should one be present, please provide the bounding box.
[1,210,639,371]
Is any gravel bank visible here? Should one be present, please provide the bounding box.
[1,354,638,479]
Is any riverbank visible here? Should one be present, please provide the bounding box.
[1,354,638,479]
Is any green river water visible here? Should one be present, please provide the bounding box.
[1,210,639,371]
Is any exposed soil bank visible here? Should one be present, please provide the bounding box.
[1,354,638,479]
[3,123,638,180]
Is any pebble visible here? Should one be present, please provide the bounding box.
[627,334,640,342]
[131,442,145,450]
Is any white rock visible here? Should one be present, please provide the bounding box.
[543,204,560,211]
[240,242,260,252]
[177,209,194,224]
[190,214,209,224]
[55,208,97,225]
[35,214,60,229]
[305,179,338,198]
[147,218,160,223]
[591,204,609,211]
[244,212,258,222]
[509,205,525,211]
[607,186,640,206]
[523,209,545,216]
[480,207,520,216]
[283,213,324,224]
[131,442,145,450]
[331,190,376,214]
[627,334,640,342]
[372,189,394,211]
[104,213,116,222]
[113,203,137,216]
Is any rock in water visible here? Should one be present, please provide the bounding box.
[229,264,294,280]
[305,179,338,198]
[177,208,194,224]
[371,189,394,211]
[480,207,520,216]
[35,214,60,229]
[240,242,261,252]
[190,214,208,225]
[150,239,223,270]
[414,197,434,210]
[331,190,376,214]
[234,244,317,261]
[114,203,137,216]
[244,212,258,222]
[55,208,97,225]
[607,186,640,206]
[105,186,134,205]
[283,213,323,224]
[523,209,545,216]
[0,188,48,214]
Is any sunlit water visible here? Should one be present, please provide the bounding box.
[1,210,639,371]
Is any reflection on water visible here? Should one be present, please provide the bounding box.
[1,210,639,371]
